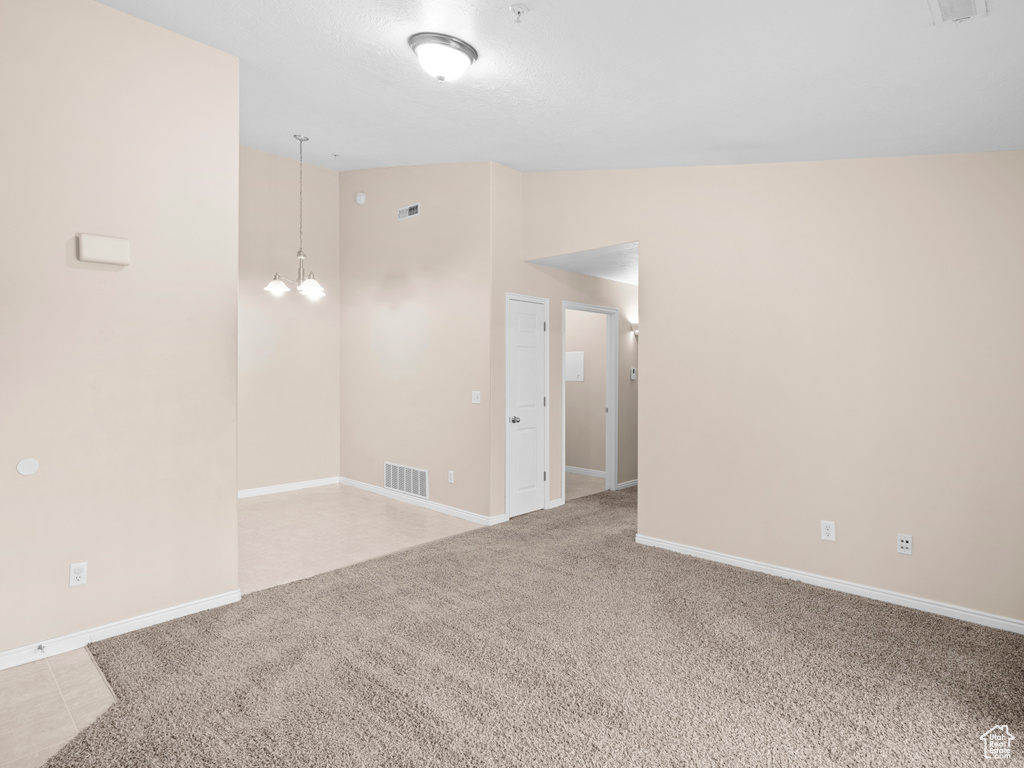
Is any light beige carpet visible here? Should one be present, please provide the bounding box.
[48,489,1023,767]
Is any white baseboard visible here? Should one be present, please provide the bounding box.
[635,534,1023,636]
[616,479,638,490]
[240,475,509,526]
[566,466,605,478]
[337,476,507,527]
[545,498,565,509]
[238,476,342,499]
[0,589,241,672]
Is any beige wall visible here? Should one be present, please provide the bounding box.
[335,161,638,517]
[0,0,240,652]
[239,146,341,490]
[565,310,607,472]
[524,152,1024,621]
[489,163,639,510]
[338,163,494,516]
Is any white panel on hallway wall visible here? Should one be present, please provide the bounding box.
[565,351,584,381]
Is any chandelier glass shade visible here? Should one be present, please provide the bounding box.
[264,273,290,296]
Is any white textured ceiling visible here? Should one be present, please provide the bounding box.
[97,0,1024,173]
[530,242,639,286]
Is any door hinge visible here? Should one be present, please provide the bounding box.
[544,471,547,481]
[606,407,609,413]
[543,321,547,331]
[544,396,547,406]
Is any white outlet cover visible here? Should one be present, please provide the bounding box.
[471,391,481,404]
[821,520,836,541]
[69,562,88,587]
[897,534,913,555]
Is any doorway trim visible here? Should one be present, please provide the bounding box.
[562,301,619,499]
[505,293,550,518]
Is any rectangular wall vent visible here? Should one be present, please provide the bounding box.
[929,0,986,24]
[398,202,420,221]
[384,462,429,499]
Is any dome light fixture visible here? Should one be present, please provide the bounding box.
[263,135,326,301]
[408,32,478,82]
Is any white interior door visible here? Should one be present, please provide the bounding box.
[507,297,547,517]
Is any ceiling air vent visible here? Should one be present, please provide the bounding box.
[398,202,420,221]
[928,0,987,24]
[384,462,429,499]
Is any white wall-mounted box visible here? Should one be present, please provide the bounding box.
[78,234,130,266]
[565,350,584,382]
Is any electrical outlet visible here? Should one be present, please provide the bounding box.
[821,521,836,542]
[471,391,481,404]
[69,562,87,587]
[897,534,912,555]
[448,470,454,483]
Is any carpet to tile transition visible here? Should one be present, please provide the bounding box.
[48,488,1022,767]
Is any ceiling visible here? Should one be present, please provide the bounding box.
[530,242,638,286]
[98,0,1024,173]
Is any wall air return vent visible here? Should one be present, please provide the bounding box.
[398,202,420,221]
[928,0,987,24]
[384,462,429,499]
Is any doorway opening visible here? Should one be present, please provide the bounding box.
[562,302,618,502]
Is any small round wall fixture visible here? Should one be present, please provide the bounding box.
[408,32,478,82]
[17,457,40,476]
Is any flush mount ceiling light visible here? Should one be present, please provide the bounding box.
[264,135,325,301]
[408,32,478,82]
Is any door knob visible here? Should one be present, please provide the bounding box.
[510,416,520,423]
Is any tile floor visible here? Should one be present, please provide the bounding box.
[0,648,114,768]
[2,483,480,768]
[564,472,608,501]
[238,483,481,594]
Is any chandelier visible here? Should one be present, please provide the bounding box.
[264,135,325,300]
